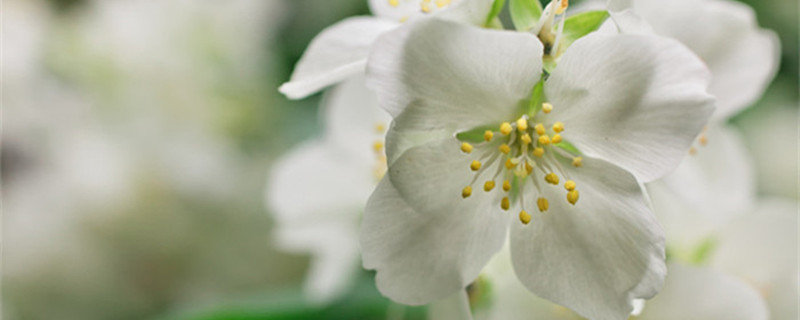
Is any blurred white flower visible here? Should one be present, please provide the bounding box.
[278,0,495,99]
[360,17,714,319]
[266,76,391,303]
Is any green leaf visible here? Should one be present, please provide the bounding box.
[526,79,545,116]
[554,140,581,155]
[689,237,718,265]
[484,0,507,28]
[456,125,499,143]
[509,0,543,31]
[560,10,609,49]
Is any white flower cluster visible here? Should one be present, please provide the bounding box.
[269,0,792,319]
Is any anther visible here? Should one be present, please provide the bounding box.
[462,186,472,198]
[502,180,511,192]
[436,0,450,8]
[505,158,516,169]
[499,144,511,154]
[517,117,528,132]
[519,210,531,225]
[374,141,384,152]
[525,161,534,175]
[484,180,496,192]
[470,160,482,171]
[421,2,431,12]
[689,147,697,155]
[545,173,559,185]
[500,122,513,135]
[556,0,569,14]
[567,190,579,205]
[535,123,546,135]
[461,142,473,153]
[552,134,562,144]
[552,122,564,133]
[501,197,510,210]
[542,102,553,114]
[388,0,398,7]
[572,157,583,167]
[375,123,386,133]
[533,147,545,157]
[521,133,532,145]
[484,130,494,142]
[564,180,576,191]
[538,135,551,145]
[699,135,708,146]
[537,197,549,212]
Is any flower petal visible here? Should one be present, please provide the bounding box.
[278,17,399,99]
[629,0,780,119]
[710,198,799,320]
[546,32,714,182]
[510,157,666,320]
[367,18,543,131]
[637,264,769,320]
[361,139,511,305]
[369,0,493,25]
[427,290,474,320]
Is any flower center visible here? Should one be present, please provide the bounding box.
[533,0,569,58]
[457,102,582,225]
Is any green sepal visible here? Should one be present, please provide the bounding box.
[509,0,543,31]
[484,0,507,28]
[688,237,718,265]
[560,10,610,49]
[525,79,545,116]
[456,125,500,143]
[554,140,581,155]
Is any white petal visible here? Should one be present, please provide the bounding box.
[546,32,714,182]
[369,0,493,25]
[361,139,511,304]
[427,290,474,320]
[510,157,666,320]
[322,74,392,161]
[637,264,769,320]
[278,17,399,99]
[710,198,799,320]
[737,104,799,199]
[367,18,543,131]
[629,0,780,119]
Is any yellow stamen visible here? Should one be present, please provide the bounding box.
[484,180,495,192]
[689,147,697,155]
[499,144,511,154]
[500,122,513,135]
[556,0,569,14]
[505,158,516,169]
[552,122,564,133]
[572,157,583,167]
[552,134,562,144]
[538,135,551,145]
[535,123,546,135]
[545,173,559,185]
[388,0,398,7]
[537,197,549,212]
[699,135,708,146]
[470,160,482,171]
[525,161,534,175]
[521,133,532,145]
[564,180,576,191]
[460,142,473,153]
[421,2,431,12]
[542,102,553,114]
[519,210,531,225]
[533,147,545,157]
[502,180,511,192]
[374,141,384,152]
[435,0,450,8]
[501,197,510,210]
[516,117,528,132]
[484,130,494,142]
[462,186,472,198]
[399,16,408,22]
[567,190,579,205]
[376,123,386,133]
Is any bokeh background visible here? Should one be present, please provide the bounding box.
[2,0,797,319]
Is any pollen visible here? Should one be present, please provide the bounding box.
[521,133,532,145]
[484,130,494,141]
[534,123,546,135]
[552,134,563,144]
[516,117,528,132]
[502,180,511,192]
[533,147,545,157]
[375,123,386,133]
[436,0,450,8]
[500,122,513,135]
[519,210,531,225]
[501,197,510,210]
[470,160,482,171]
[462,186,472,198]
[505,158,516,169]
[498,144,511,154]
[484,180,496,192]
[542,102,553,114]
[460,142,473,153]
[699,135,708,146]
[545,173,559,185]
[689,147,697,155]
[421,2,431,12]
[537,197,549,212]
[388,0,398,7]
[556,0,569,14]
[525,161,534,175]
[538,135,551,145]
[572,157,583,167]
[567,190,579,205]
[373,141,384,152]
[564,180,576,191]
[552,122,564,133]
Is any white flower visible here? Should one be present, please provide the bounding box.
[360,17,714,319]
[278,0,495,99]
[266,76,391,303]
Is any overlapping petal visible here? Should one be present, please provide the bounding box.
[509,156,665,320]
[546,32,714,182]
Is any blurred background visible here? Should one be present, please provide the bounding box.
[1,0,797,319]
